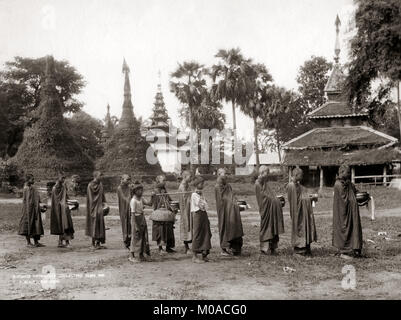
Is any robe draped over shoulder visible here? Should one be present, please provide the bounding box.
[18,185,44,237]
[117,185,132,243]
[255,179,284,242]
[50,182,74,238]
[214,182,244,249]
[85,181,106,243]
[179,181,192,242]
[332,179,363,250]
[287,182,317,248]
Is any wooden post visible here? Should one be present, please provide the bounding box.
[351,166,355,184]
[319,166,323,191]
[383,165,387,186]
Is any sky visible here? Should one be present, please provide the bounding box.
[0,0,356,139]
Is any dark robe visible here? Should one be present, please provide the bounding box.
[333,178,363,251]
[151,184,175,248]
[214,181,244,253]
[117,184,132,247]
[255,178,284,250]
[18,185,44,239]
[287,182,317,249]
[191,192,212,254]
[179,181,192,242]
[50,182,74,240]
[130,197,150,256]
[85,181,106,243]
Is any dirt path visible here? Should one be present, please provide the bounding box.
[1,210,401,300]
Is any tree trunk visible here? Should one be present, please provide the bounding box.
[276,132,283,174]
[253,116,260,171]
[231,100,237,170]
[232,100,237,133]
[397,81,401,142]
[188,105,194,174]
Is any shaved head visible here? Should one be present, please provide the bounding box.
[292,167,303,183]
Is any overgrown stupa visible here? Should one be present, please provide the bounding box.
[96,59,162,176]
[11,55,94,179]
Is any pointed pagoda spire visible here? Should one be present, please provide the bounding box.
[122,57,131,99]
[324,14,345,99]
[334,14,341,64]
[150,70,170,131]
[119,58,135,129]
[102,103,114,143]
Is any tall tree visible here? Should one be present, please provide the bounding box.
[241,63,273,170]
[170,61,207,172]
[260,86,311,162]
[346,0,401,138]
[296,56,333,113]
[211,48,254,137]
[66,111,104,160]
[179,92,226,173]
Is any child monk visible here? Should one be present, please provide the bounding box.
[179,170,192,254]
[50,173,75,248]
[287,167,317,256]
[333,164,363,259]
[190,176,212,263]
[117,174,133,249]
[255,165,284,255]
[18,174,45,247]
[86,171,107,250]
[129,181,152,263]
[151,174,175,255]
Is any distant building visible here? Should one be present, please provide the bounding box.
[246,151,281,174]
[141,76,188,174]
[282,15,401,188]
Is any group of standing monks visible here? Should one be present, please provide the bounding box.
[18,163,364,261]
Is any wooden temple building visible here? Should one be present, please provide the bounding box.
[282,16,401,188]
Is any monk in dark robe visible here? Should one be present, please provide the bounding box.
[190,176,212,263]
[50,174,74,248]
[255,165,284,255]
[151,174,175,254]
[18,174,45,247]
[215,168,244,256]
[179,170,192,254]
[333,165,363,259]
[86,171,107,250]
[117,174,133,249]
[287,168,317,256]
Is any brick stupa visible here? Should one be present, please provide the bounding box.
[11,55,94,179]
[96,59,162,176]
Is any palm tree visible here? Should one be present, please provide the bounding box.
[211,48,254,139]
[170,61,206,173]
[241,63,273,170]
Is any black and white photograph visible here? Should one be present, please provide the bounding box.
[1,0,401,306]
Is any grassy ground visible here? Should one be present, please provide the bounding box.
[1,186,401,299]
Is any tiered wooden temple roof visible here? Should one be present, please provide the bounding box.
[282,15,400,186]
